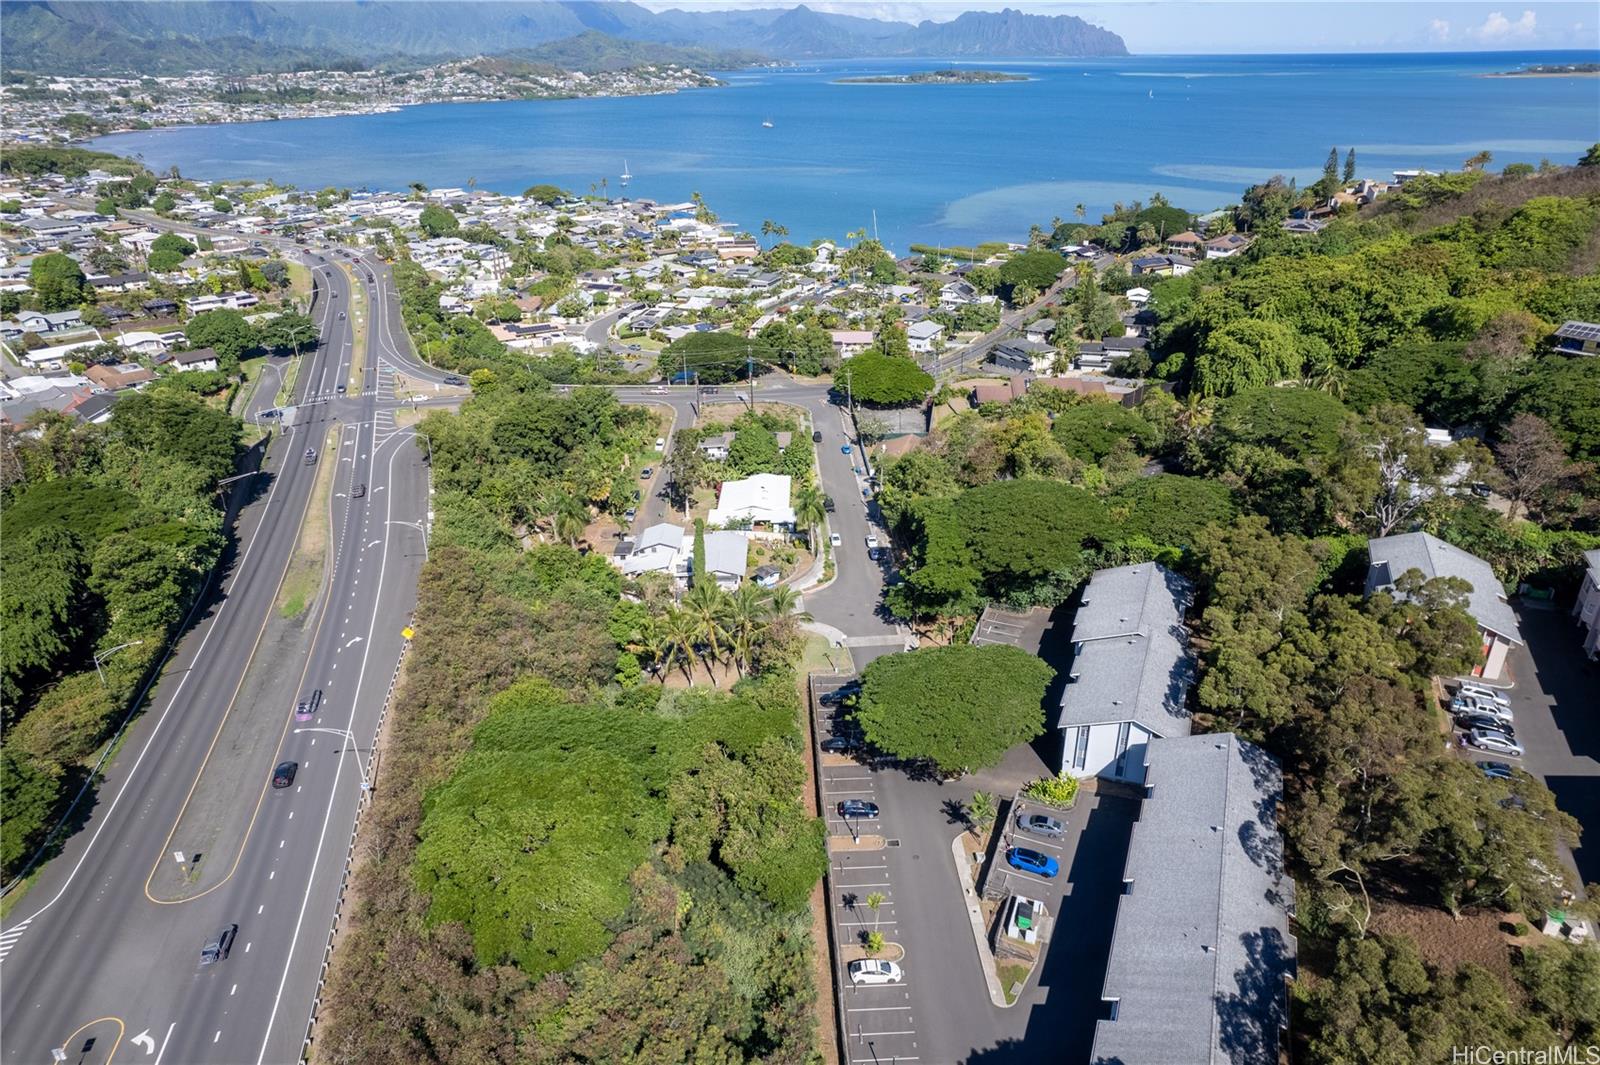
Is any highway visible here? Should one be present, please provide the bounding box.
[0,251,432,1065]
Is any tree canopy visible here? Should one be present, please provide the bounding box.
[840,352,933,407]
[856,644,1053,775]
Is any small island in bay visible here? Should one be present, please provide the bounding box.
[1484,62,1600,78]
[835,68,1029,85]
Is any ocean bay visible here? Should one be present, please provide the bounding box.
[91,50,1600,249]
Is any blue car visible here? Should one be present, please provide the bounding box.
[841,444,852,455]
[1006,846,1060,878]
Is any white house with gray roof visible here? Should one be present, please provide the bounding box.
[1093,732,1296,1065]
[1572,549,1600,660]
[1365,532,1522,681]
[1058,563,1194,785]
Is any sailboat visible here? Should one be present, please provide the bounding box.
[620,160,631,187]
[1148,89,1154,99]
[762,116,774,128]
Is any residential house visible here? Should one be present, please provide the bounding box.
[1203,233,1252,259]
[698,432,734,461]
[9,309,84,335]
[1574,550,1600,659]
[938,280,982,309]
[114,330,170,357]
[1130,254,1195,278]
[716,240,760,261]
[1024,318,1055,345]
[87,270,149,293]
[1031,376,1108,398]
[972,378,1026,406]
[619,523,688,580]
[1553,321,1600,357]
[1365,532,1522,681]
[829,330,875,359]
[701,530,750,590]
[186,291,260,314]
[15,337,102,369]
[1124,287,1152,307]
[1281,218,1328,236]
[86,362,156,391]
[142,298,179,317]
[1092,733,1296,1065]
[1059,563,1194,783]
[708,474,795,530]
[170,347,221,373]
[906,319,945,355]
[1165,231,1204,255]
[989,338,1054,375]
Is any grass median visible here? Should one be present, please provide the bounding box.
[277,425,339,619]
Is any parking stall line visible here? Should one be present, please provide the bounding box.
[847,1005,912,1012]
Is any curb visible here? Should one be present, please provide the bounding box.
[949,833,1010,1008]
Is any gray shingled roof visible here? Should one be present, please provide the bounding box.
[1058,563,1194,736]
[1366,532,1522,644]
[1093,733,1296,1065]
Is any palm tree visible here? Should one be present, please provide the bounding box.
[763,585,811,623]
[554,493,587,548]
[660,609,701,686]
[681,582,731,683]
[725,583,770,677]
[793,483,827,550]
[1074,203,1087,222]
[626,615,669,681]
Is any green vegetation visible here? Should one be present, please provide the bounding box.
[320,329,824,1062]
[1021,774,1079,808]
[839,352,934,407]
[0,145,148,179]
[836,69,1028,84]
[0,397,240,876]
[856,643,1053,775]
[659,330,773,384]
[27,253,86,311]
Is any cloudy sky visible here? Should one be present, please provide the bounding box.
[637,1,1600,54]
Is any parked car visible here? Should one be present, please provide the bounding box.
[199,924,238,966]
[812,430,823,443]
[272,761,299,789]
[294,690,322,722]
[1462,728,1524,758]
[1016,812,1065,838]
[623,508,636,523]
[1455,712,1514,735]
[865,533,880,549]
[640,467,653,478]
[829,532,842,547]
[868,546,884,562]
[1452,696,1513,724]
[820,682,860,706]
[841,444,852,455]
[1477,760,1515,781]
[351,483,366,499]
[824,495,836,513]
[837,799,880,819]
[655,437,665,451]
[821,735,860,754]
[1456,682,1512,709]
[1006,847,1060,878]
[848,959,903,985]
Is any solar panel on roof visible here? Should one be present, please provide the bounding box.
[1556,321,1600,341]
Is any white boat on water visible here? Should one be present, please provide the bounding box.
[762,117,774,128]
[621,160,632,186]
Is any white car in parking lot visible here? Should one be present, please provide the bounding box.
[1455,681,1511,710]
[848,959,903,985]
[1452,694,1513,725]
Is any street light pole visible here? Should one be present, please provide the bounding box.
[92,640,145,687]
[292,726,371,791]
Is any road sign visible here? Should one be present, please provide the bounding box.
[401,627,414,640]
[172,851,185,864]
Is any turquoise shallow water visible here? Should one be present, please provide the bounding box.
[91,51,1600,250]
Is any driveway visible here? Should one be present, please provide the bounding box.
[811,670,1136,1064]
[1501,603,1600,886]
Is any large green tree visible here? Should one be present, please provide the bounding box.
[840,352,933,407]
[856,644,1053,775]
[28,252,86,311]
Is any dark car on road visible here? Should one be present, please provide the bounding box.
[351,483,366,499]
[199,924,238,966]
[1016,812,1066,838]
[837,800,879,819]
[443,375,466,386]
[294,690,322,722]
[272,761,299,789]
[813,430,823,443]
[1006,847,1060,878]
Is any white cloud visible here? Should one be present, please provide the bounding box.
[1429,17,1451,40]
[1472,9,1537,41]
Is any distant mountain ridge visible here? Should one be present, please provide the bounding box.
[0,1,1129,74]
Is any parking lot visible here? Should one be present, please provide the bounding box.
[810,669,1138,1064]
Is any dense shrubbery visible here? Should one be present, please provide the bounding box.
[0,398,239,875]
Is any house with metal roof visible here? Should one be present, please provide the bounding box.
[708,474,795,530]
[701,530,749,590]
[1092,732,1296,1065]
[1365,531,1522,681]
[618,522,687,580]
[1058,563,1194,784]
[1571,549,1600,660]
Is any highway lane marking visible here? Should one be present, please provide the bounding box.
[5,322,336,938]
[152,1021,176,1065]
[258,905,264,913]
[256,423,419,1065]
[214,1030,221,1043]
[231,984,237,996]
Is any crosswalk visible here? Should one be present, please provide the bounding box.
[0,917,32,962]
